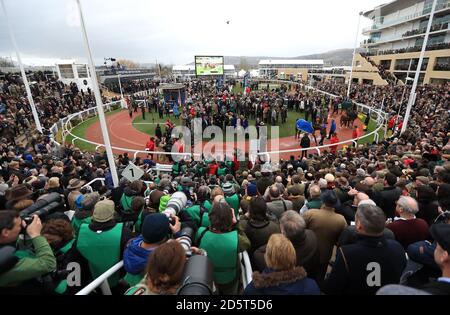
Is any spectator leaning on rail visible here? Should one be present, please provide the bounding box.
[244,234,320,295]
[322,204,407,295]
[0,211,56,294]
[123,213,181,287]
[195,195,250,295]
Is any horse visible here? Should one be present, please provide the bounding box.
[340,110,357,128]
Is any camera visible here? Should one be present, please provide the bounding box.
[20,192,64,227]
[163,191,187,219]
[177,254,214,295]
[177,226,195,257]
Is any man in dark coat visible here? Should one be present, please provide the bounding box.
[321,204,406,295]
[254,210,320,279]
[420,224,450,295]
[379,172,402,219]
[300,134,310,159]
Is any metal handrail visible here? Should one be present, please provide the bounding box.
[76,260,124,295]
[240,251,253,288]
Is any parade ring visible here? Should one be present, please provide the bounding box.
[50,80,388,163]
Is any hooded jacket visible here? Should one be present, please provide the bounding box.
[120,186,139,213]
[244,267,320,295]
[123,236,155,275]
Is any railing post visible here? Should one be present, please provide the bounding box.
[315,148,321,156]
[134,151,139,160]
[99,280,112,295]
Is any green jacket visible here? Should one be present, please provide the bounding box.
[0,236,57,287]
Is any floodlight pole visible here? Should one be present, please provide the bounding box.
[347,11,363,98]
[1,0,42,133]
[75,0,119,187]
[401,0,437,134]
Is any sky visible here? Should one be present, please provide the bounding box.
[0,0,385,66]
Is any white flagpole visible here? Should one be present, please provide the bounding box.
[401,0,437,134]
[1,0,43,133]
[347,11,363,98]
[75,0,119,187]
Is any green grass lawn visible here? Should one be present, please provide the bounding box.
[132,109,304,139]
[65,108,122,152]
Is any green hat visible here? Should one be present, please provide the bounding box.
[92,200,115,223]
[159,195,171,213]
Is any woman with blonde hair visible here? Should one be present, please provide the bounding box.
[244,234,320,295]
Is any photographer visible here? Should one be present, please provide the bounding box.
[75,200,133,291]
[0,211,56,294]
[123,213,181,286]
[183,185,213,228]
[195,196,250,295]
[125,241,186,295]
[41,218,88,294]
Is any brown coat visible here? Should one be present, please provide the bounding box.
[302,206,347,265]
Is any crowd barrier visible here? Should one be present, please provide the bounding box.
[76,251,253,295]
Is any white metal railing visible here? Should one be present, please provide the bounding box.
[362,1,450,33]
[239,251,253,289]
[55,80,387,160]
[76,250,253,295]
[76,260,124,295]
[253,80,387,157]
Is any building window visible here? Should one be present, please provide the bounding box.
[59,65,74,79]
[77,65,88,78]
[434,57,450,71]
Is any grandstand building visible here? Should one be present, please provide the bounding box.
[258,59,324,81]
[172,64,237,79]
[352,0,450,85]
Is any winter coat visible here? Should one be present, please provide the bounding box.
[238,218,280,257]
[244,267,320,295]
[253,229,320,279]
[322,235,406,295]
[303,206,347,265]
[379,186,402,219]
[123,236,155,275]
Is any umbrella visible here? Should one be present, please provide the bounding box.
[296,119,314,133]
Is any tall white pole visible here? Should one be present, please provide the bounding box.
[347,11,363,98]
[1,0,42,133]
[401,0,437,134]
[118,74,124,100]
[75,0,119,187]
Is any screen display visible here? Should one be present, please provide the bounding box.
[195,56,224,76]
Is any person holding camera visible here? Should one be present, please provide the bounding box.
[75,199,133,291]
[123,213,181,286]
[195,196,250,295]
[125,241,186,295]
[0,211,56,294]
[183,185,213,229]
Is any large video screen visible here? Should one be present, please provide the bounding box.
[195,56,224,76]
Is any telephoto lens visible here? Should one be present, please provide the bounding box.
[177,255,214,295]
[177,226,194,256]
[164,191,187,218]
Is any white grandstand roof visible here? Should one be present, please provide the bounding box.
[173,65,195,71]
[258,59,324,65]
